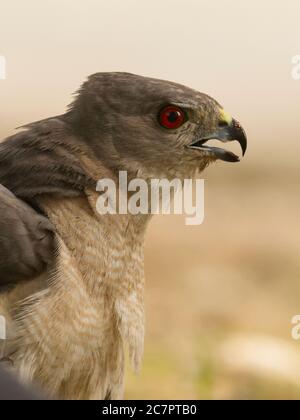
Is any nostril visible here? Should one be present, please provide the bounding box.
[218,120,229,128]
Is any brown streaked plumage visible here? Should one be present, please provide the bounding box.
[0,73,247,399]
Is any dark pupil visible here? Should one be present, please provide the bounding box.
[167,111,179,123]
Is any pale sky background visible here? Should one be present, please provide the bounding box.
[1,1,300,399]
[0,0,300,164]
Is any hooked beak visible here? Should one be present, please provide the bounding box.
[187,117,247,163]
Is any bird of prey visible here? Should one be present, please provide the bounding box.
[0,73,247,399]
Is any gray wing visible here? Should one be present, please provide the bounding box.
[0,185,55,286]
[0,116,94,286]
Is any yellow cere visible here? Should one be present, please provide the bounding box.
[219,109,233,125]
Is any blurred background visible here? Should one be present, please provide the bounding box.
[1,0,300,400]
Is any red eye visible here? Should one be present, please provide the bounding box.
[159,105,186,129]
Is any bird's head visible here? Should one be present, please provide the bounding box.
[69,73,247,179]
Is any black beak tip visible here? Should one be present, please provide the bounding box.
[232,119,247,156]
[240,130,248,156]
[225,152,241,163]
